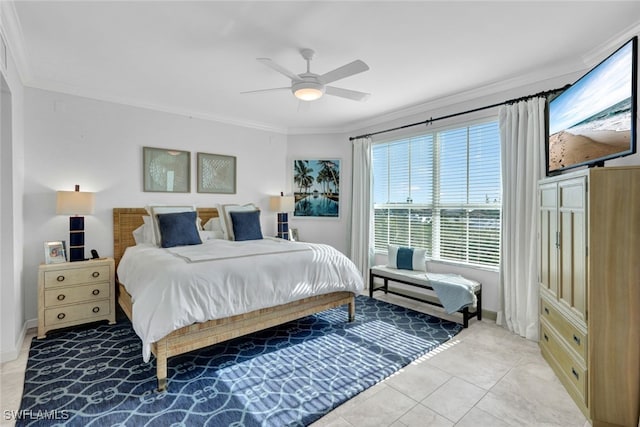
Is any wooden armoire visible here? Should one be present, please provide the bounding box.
[538,166,639,427]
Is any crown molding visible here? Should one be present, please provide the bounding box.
[581,21,640,66]
[27,78,289,135]
[338,60,584,137]
[0,1,32,83]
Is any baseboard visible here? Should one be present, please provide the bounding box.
[481,309,497,321]
[0,318,37,363]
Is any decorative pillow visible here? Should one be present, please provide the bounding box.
[156,211,202,248]
[219,203,258,240]
[202,217,225,239]
[387,245,427,271]
[146,205,197,246]
[230,210,263,241]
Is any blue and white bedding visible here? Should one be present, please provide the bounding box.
[117,237,364,362]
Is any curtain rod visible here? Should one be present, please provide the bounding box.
[348,85,569,141]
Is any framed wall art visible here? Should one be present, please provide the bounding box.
[197,152,236,194]
[292,159,340,218]
[143,147,190,193]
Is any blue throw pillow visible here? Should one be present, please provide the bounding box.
[156,211,202,248]
[387,245,427,271]
[230,210,263,241]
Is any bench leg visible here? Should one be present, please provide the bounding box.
[384,278,389,294]
[369,270,374,297]
[462,307,470,328]
[476,290,482,321]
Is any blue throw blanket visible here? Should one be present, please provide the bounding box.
[426,273,478,314]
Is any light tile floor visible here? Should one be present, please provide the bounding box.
[312,292,590,427]
[0,293,590,427]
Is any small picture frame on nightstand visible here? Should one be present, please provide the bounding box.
[289,228,299,242]
[44,241,67,264]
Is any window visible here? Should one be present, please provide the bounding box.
[373,120,501,268]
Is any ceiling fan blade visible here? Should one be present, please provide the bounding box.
[325,86,371,102]
[240,87,290,95]
[257,58,300,81]
[320,60,369,84]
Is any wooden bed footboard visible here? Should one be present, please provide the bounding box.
[118,283,355,391]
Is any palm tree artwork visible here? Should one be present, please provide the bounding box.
[293,159,340,217]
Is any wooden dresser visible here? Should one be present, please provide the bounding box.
[538,166,639,427]
[37,257,116,338]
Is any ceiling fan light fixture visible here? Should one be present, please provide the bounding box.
[292,81,324,101]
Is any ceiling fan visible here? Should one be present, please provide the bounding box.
[242,48,370,102]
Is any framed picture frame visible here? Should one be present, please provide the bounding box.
[197,152,236,194]
[292,159,340,218]
[143,147,190,193]
[289,228,299,242]
[44,241,67,264]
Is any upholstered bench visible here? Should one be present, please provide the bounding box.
[369,265,482,327]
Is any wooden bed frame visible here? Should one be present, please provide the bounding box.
[113,207,356,391]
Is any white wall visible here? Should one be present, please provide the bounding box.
[0,30,26,362]
[21,88,288,323]
[286,133,352,255]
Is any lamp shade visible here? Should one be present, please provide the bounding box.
[270,195,295,212]
[56,190,95,215]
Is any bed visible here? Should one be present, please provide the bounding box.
[113,207,362,391]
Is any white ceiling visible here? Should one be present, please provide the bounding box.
[6,1,640,134]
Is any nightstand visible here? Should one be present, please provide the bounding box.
[37,257,116,339]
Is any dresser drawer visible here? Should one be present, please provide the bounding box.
[540,297,587,361]
[44,282,111,308]
[44,299,111,327]
[44,264,111,288]
[540,320,587,403]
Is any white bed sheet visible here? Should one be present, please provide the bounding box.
[117,237,364,362]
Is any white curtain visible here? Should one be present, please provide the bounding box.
[497,97,546,340]
[350,137,373,287]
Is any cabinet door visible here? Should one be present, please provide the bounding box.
[558,177,587,321]
[539,183,559,298]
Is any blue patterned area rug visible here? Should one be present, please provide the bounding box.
[18,295,462,426]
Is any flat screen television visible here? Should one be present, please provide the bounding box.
[547,36,637,175]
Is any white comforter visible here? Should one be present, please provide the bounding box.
[117,238,364,362]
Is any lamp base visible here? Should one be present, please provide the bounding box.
[69,216,86,262]
[276,212,289,240]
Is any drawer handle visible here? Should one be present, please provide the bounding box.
[56,275,65,282]
[56,294,66,301]
[92,307,100,313]
[573,335,581,346]
[91,271,100,278]
[57,313,66,320]
[571,367,579,381]
[544,307,549,315]
[543,333,549,342]
[92,289,100,296]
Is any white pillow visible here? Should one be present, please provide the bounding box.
[198,230,221,242]
[146,205,197,246]
[219,203,258,240]
[387,245,427,271]
[142,215,155,244]
[132,225,146,245]
[203,217,225,240]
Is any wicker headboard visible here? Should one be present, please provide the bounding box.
[112,207,219,268]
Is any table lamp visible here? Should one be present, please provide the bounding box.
[56,185,95,262]
[269,192,295,239]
